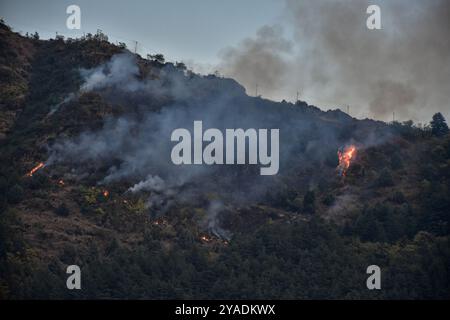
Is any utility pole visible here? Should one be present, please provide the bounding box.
[133,40,138,54]
[296,91,299,102]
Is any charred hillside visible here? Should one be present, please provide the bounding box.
[0,21,449,299]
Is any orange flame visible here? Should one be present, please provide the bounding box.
[200,235,213,243]
[103,190,109,197]
[27,162,45,177]
[337,145,356,177]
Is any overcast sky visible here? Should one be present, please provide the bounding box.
[0,0,283,64]
[1,0,448,123]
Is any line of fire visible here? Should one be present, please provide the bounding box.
[24,144,358,245]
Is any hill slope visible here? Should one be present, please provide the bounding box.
[0,22,449,299]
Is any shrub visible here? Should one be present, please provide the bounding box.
[303,191,316,214]
[323,194,335,206]
[7,184,24,204]
[392,191,406,204]
[55,203,69,216]
[390,153,404,170]
[376,169,394,187]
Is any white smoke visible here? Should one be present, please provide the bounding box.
[46,50,391,229]
[206,200,232,241]
[219,0,450,123]
[128,175,165,193]
[80,53,141,92]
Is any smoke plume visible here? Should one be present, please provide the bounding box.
[46,51,390,233]
[218,0,450,123]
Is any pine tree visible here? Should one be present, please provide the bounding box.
[430,112,449,137]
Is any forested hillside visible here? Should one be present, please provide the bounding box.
[0,20,449,299]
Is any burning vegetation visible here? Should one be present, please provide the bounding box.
[337,145,357,177]
[199,233,229,246]
[200,234,213,243]
[152,217,167,226]
[26,162,45,177]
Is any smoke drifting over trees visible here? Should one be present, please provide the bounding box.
[219,25,293,98]
[218,0,450,123]
[46,52,383,220]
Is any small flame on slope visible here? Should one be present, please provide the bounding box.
[200,235,213,243]
[337,145,357,177]
[27,162,45,177]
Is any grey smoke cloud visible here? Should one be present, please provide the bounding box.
[206,200,232,241]
[218,0,450,123]
[46,49,398,238]
[47,53,288,233]
[128,175,166,193]
[47,53,277,198]
[79,53,193,100]
[80,54,141,92]
[218,25,293,97]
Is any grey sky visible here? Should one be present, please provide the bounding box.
[1,0,448,123]
[0,0,283,65]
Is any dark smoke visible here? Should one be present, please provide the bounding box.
[218,0,450,123]
[46,51,390,237]
[218,25,293,97]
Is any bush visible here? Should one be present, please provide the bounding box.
[26,174,51,190]
[55,203,69,216]
[303,191,316,214]
[7,184,24,204]
[376,169,394,187]
[390,153,404,170]
[323,194,335,206]
[392,191,406,204]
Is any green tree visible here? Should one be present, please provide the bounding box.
[322,194,335,206]
[430,112,449,137]
[175,62,187,71]
[149,54,165,64]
